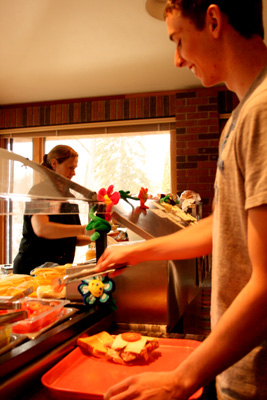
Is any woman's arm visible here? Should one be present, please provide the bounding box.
[31,214,93,240]
[76,235,92,246]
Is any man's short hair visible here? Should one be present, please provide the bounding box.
[164,0,264,39]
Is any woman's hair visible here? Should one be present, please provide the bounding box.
[164,0,264,39]
[42,145,78,170]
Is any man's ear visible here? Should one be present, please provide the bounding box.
[206,4,223,39]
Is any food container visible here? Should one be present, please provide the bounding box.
[186,201,202,220]
[11,298,69,334]
[0,324,12,349]
[0,264,13,275]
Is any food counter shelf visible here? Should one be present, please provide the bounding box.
[0,306,114,400]
[0,309,212,400]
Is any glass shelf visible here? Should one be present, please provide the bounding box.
[0,148,101,216]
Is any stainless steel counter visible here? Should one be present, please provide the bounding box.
[65,198,206,333]
[113,198,183,239]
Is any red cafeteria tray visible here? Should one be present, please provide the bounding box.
[42,337,203,399]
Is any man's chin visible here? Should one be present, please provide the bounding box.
[200,77,224,88]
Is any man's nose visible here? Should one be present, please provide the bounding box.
[175,48,186,68]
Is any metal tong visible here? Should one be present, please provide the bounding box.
[0,310,28,324]
[0,286,34,310]
[52,263,127,292]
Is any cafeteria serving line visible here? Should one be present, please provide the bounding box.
[1,1,267,400]
[0,152,211,399]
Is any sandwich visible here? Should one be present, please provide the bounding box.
[106,332,159,364]
[77,331,159,364]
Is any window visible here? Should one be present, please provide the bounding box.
[45,133,171,195]
[6,138,33,264]
[46,133,171,263]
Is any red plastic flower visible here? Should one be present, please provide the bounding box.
[138,187,149,209]
[97,185,120,221]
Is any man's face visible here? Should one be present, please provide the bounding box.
[166,9,223,87]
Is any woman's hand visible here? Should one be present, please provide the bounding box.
[82,225,95,237]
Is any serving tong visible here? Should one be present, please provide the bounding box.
[0,286,34,310]
[52,263,127,292]
[0,310,28,324]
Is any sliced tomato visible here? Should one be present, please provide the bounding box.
[21,301,52,317]
[121,332,142,342]
[12,307,62,333]
[12,322,32,334]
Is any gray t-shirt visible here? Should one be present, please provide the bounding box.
[213,65,267,399]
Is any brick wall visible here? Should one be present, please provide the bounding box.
[174,87,238,217]
[0,87,238,218]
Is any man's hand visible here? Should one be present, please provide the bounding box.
[96,244,138,273]
[104,370,187,400]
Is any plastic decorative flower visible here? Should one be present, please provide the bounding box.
[86,204,111,241]
[97,185,120,221]
[78,275,115,306]
[138,187,149,209]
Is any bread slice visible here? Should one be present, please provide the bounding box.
[77,331,114,357]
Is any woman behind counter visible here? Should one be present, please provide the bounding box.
[13,145,93,275]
